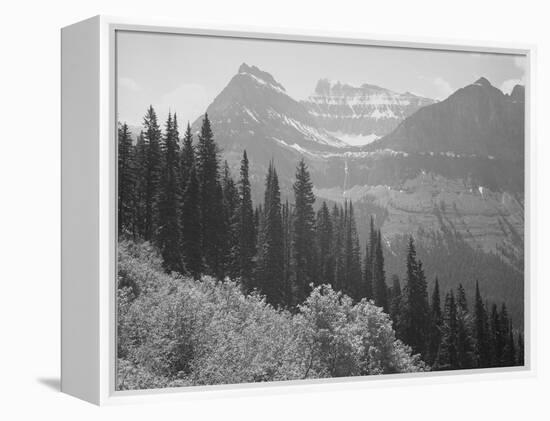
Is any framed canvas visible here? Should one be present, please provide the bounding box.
[61,16,534,405]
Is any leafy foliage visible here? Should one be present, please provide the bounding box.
[117,240,425,390]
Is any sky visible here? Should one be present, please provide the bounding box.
[117,30,526,127]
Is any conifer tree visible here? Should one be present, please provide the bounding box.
[499,303,510,365]
[118,122,135,236]
[180,165,202,279]
[390,274,402,328]
[456,283,475,369]
[281,200,293,307]
[342,202,362,300]
[316,201,333,285]
[437,291,458,370]
[195,114,225,278]
[292,159,317,303]
[364,217,376,301]
[474,281,491,368]
[427,278,442,366]
[157,113,183,273]
[221,161,240,279]
[372,230,388,311]
[133,131,147,238]
[256,162,285,306]
[332,205,344,292]
[236,151,255,290]
[363,243,374,301]
[142,106,162,241]
[489,303,503,366]
[180,122,195,190]
[399,236,430,357]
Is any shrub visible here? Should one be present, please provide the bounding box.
[117,240,425,390]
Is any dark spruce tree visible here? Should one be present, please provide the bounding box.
[180,123,195,187]
[142,105,162,242]
[256,162,285,306]
[133,131,147,239]
[499,303,510,365]
[157,113,183,273]
[436,291,459,370]
[117,122,135,237]
[236,151,256,291]
[195,114,225,278]
[399,236,430,357]
[342,202,362,300]
[363,216,376,301]
[489,303,503,367]
[456,284,475,369]
[474,281,491,368]
[372,229,388,311]
[281,200,293,306]
[316,201,333,285]
[427,277,442,366]
[292,159,317,303]
[221,161,240,279]
[180,165,202,279]
[390,274,402,329]
[332,204,345,292]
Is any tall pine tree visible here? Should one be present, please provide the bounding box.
[399,236,430,357]
[256,161,285,306]
[474,281,491,368]
[292,159,317,303]
[437,291,458,370]
[157,113,183,273]
[456,284,475,369]
[142,106,162,241]
[316,201,333,285]
[181,165,202,279]
[118,122,135,236]
[236,151,255,290]
[372,229,388,311]
[195,114,225,278]
[221,161,240,279]
[427,278,442,366]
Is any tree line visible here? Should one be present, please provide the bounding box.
[118,105,523,370]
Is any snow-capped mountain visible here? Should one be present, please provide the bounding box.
[189,67,523,322]
[192,63,351,193]
[196,63,346,150]
[302,79,435,146]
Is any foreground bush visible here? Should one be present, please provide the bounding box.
[117,240,425,390]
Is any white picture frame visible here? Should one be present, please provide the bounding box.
[61,15,535,405]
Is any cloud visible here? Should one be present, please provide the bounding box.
[119,77,141,92]
[433,77,453,100]
[500,78,524,94]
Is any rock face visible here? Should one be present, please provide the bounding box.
[302,79,435,145]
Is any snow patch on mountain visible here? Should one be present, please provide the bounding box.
[302,79,435,139]
[327,131,380,146]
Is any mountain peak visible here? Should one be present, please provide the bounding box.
[238,63,286,92]
[314,78,388,95]
[474,77,492,87]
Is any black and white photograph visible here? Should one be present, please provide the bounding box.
[115,30,526,391]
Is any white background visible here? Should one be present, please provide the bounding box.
[0,0,547,418]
